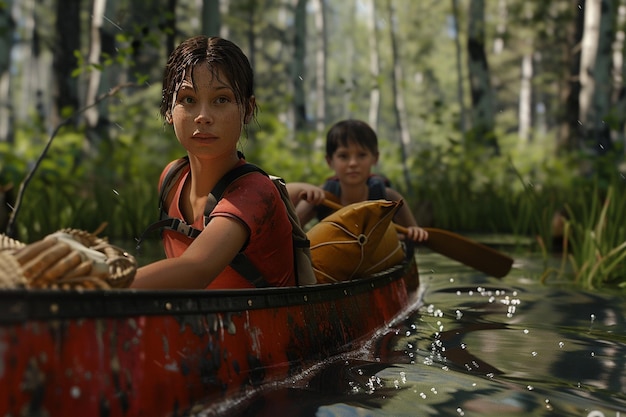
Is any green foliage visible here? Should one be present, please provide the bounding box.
[3,0,626,290]
[540,184,626,290]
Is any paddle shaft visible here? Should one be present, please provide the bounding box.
[319,198,513,278]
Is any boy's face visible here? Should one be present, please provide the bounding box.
[326,141,379,186]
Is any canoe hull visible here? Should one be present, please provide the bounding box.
[0,256,418,417]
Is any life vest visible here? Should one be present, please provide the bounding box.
[316,174,391,221]
[137,156,315,287]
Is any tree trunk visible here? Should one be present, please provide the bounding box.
[220,0,231,39]
[518,53,533,143]
[52,0,81,128]
[386,0,413,195]
[165,0,177,57]
[451,0,467,138]
[341,1,356,117]
[0,0,15,143]
[579,0,613,154]
[467,0,499,155]
[613,0,626,155]
[557,0,584,154]
[202,0,221,36]
[84,0,105,130]
[292,0,307,132]
[313,0,327,151]
[367,0,380,131]
[493,0,507,55]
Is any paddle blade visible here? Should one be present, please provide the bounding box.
[423,228,513,278]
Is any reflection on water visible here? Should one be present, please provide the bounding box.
[194,248,626,417]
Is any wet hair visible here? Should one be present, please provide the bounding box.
[160,36,257,122]
[325,119,379,158]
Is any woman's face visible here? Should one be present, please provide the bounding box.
[168,64,253,160]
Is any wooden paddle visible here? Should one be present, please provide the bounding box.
[319,198,513,278]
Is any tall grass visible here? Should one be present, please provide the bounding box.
[541,186,626,289]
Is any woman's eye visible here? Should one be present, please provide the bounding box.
[215,96,231,104]
[177,94,195,104]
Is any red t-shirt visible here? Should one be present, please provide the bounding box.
[160,160,295,289]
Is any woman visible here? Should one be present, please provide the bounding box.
[132,36,295,289]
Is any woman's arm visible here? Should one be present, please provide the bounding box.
[131,216,248,289]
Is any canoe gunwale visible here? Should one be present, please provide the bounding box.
[0,260,411,324]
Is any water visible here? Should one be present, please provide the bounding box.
[128,240,626,417]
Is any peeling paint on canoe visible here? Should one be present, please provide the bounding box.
[0,255,418,416]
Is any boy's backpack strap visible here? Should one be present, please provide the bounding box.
[315,175,389,221]
[366,175,388,200]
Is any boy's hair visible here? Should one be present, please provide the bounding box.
[325,119,379,157]
[160,36,257,123]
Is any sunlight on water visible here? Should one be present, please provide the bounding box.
[184,247,626,417]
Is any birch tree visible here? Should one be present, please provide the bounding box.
[340,1,356,117]
[579,0,613,154]
[518,53,533,143]
[386,0,413,195]
[367,0,380,131]
[312,0,327,150]
[613,0,626,154]
[84,0,105,130]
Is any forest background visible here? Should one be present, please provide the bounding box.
[0,0,625,273]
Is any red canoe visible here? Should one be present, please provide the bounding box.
[0,246,419,417]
